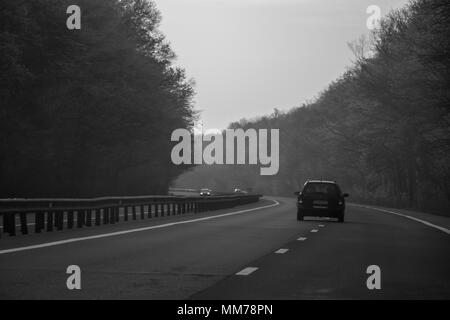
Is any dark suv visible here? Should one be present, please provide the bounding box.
[295,180,349,222]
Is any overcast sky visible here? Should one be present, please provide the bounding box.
[156,0,410,130]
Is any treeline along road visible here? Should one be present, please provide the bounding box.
[0,0,196,198]
[175,0,450,215]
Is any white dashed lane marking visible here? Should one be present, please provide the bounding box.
[311,229,318,233]
[318,224,325,227]
[297,237,307,241]
[236,267,259,276]
[274,248,289,254]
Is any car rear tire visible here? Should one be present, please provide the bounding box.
[297,209,304,221]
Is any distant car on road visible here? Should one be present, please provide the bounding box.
[199,188,212,196]
[295,180,349,222]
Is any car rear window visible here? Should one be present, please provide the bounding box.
[303,183,340,196]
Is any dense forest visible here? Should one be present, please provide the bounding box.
[175,0,450,213]
[1,0,196,197]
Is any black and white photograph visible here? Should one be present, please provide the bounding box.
[0,0,449,306]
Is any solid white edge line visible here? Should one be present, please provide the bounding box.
[0,200,280,255]
[350,204,450,235]
[236,267,259,276]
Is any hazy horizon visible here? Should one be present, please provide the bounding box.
[157,0,410,130]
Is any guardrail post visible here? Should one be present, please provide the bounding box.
[4,213,9,235]
[114,206,120,222]
[124,206,128,221]
[132,206,137,220]
[103,208,109,224]
[20,212,28,235]
[55,211,63,230]
[67,210,74,229]
[154,203,159,217]
[147,204,151,218]
[1,213,5,236]
[35,212,44,233]
[77,210,83,228]
[67,211,74,229]
[113,207,118,223]
[140,206,144,219]
[46,211,53,232]
[109,207,115,224]
[86,210,92,226]
[4,213,16,236]
[94,209,100,225]
[11,213,16,236]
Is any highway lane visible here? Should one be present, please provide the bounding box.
[0,197,449,299]
[0,197,310,299]
[193,203,450,299]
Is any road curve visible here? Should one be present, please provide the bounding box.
[0,197,449,299]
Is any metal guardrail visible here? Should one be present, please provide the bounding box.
[0,194,262,237]
[168,187,200,193]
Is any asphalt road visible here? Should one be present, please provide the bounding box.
[0,197,449,299]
